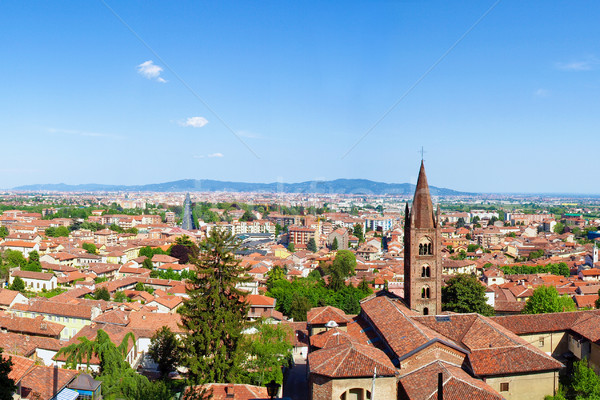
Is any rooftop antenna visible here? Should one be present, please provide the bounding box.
[419,146,426,162]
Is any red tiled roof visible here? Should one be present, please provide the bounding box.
[187,383,268,400]
[310,327,358,349]
[20,365,78,400]
[307,306,350,325]
[2,353,34,383]
[308,342,396,378]
[399,361,503,400]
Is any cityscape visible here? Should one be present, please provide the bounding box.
[2,1,600,400]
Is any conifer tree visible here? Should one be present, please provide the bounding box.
[331,237,339,251]
[179,228,251,384]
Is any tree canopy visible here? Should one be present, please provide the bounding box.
[442,274,495,316]
[523,285,576,314]
[242,322,292,386]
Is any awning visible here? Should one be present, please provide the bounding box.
[53,388,79,400]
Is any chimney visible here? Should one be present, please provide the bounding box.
[53,364,59,399]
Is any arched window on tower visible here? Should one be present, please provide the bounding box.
[419,237,433,256]
[421,286,431,299]
[421,265,431,278]
[423,307,429,315]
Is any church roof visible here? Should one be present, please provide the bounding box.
[308,341,396,378]
[399,361,503,400]
[410,161,436,229]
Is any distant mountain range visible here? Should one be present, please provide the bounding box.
[12,179,473,196]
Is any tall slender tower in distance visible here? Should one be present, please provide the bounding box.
[403,161,442,315]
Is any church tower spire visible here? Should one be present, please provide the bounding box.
[404,161,441,315]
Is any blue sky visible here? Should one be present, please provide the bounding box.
[1,1,599,193]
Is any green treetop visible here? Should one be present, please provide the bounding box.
[442,274,494,316]
[523,285,576,314]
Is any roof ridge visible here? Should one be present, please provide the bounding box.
[476,315,522,347]
[329,345,353,377]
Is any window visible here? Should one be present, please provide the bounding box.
[419,237,433,255]
[500,383,509,392]
[421,265,431,278]
[538,337,544,347]
[423,307,429,315]
[421,286,431,299]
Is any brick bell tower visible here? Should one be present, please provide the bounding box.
[403,161,442,315]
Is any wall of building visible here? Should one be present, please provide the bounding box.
[331,376,396,400]
[485,370,558,400]
[518,331,569,357]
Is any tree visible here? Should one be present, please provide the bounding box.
[56,329,152,398]
[456,217,466,228]
[9,276,25,292]
[82,242,97,255]
[571,358,600,399]
[113,291,127,303]
[287,242,295,253]
[0,227,8,239]
[22,250,42,272]
[47,226,70,237]
[243,322,292,386]
[442,274,495,316]
[239,210,255,222]
[353,224,364,243]
[135,282,155,294]
[4,250,26,269]
[142,258,154,270]
[0,348,16,400]
[523,286,576,314]
[266,265,286,286]
[331,250,356,277]
[554,222,565,235]
[331,237,339,251]
[179,228,250,384]
[149,326,181,379]
[94,287,111,301]
[307,238,317,253]
[289,294,312,321]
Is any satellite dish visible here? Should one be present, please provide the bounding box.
[325,320,339,328]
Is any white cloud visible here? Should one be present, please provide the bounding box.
[556,57,599,71]
[534,88,550,97]
[180,117,209,128]
[193,152,224,159]
[137,60,167,82]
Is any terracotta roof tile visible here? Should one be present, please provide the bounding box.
[308,342,396,378]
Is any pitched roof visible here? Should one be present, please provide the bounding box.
[2,353,35,383]
[399,361,503,400]
[308,342,396,378]
[310,327,358,349]
[413,313,563,376]
[20,365,78,400]
[187,383,268,400]
[307,306,350,325]
[0,288,21,306]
